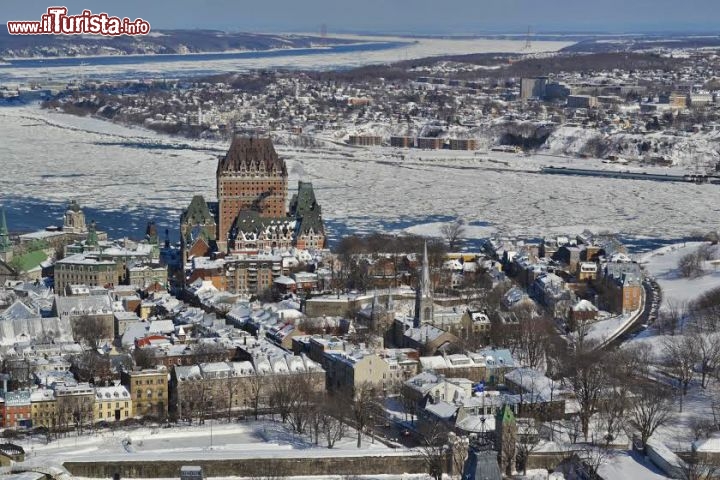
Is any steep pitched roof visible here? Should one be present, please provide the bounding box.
[232,210,292,234]
[217,137,287,176]
[0,300,38,321]
[181,195,216,228]
[288,182,324,238]
[295,210,324,235]
[290,181,321,217]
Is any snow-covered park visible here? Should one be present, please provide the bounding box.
[639,241,720,309]
[17,419,395,472]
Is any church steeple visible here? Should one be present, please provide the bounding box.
[420,240,432,298]
[414,240,434,327]
[0,207,11,253]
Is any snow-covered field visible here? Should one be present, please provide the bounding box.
[18,419,395,472]
[1,105,718,245]
[0,35,571,83]
[596,450,670,480]
[620,242,720,450]
[639,241,720,308]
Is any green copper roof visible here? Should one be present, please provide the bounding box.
[289,182,324,236]
[232,210,290,233]
[497,403,515,425]
[14,250,47,273]
[181,196,216,228]
[87,221,98,246]
[290,181,321,217]
[296,210,324,235]
[0,207,11,252]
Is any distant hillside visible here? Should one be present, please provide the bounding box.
[563,35,720,53]
[0,29,354,58]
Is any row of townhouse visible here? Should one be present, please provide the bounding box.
[0,366,169,429]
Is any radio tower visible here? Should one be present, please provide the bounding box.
[320,23,328,47]
[523,26,532,50]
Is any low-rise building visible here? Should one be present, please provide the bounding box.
[4,390,31,429]
[55,383,95,429]
[94,385,132,423]
[121,366,169,418]
[30,388,56,429]
[419,353,487,383]
[54,254,117,293]
[127,264,167,289]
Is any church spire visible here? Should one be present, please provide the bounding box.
[0,207,10,253]
[420,240,432,298]
[414,240,434,327]
[0,207,12,252]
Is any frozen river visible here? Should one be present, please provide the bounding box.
[0,35,571,83]
[0,104,715,252]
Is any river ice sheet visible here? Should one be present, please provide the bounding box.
[1,105,718,246]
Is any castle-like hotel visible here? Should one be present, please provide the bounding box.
[180,137,325,288]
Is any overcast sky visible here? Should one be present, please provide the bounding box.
[2,0,719,34]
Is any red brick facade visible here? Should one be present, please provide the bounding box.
[217,137,288,249]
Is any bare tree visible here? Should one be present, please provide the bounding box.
[71,351,113,385]
[194,341,228,364]
[287,373,316,434]
[319,400,347,448]
[562,339,609,441]
[133,348,157,370]
[73,314,108,350]
[343,382,380,448]
[575,445,615,478]
[224,375,241,419]
[663,335,700,411]
[417,418,449,480]
[678,449,719,480]
[627,383,674,449]
[687,313,720,389]
[598,382,629,446]
[678,252,704,278]
[440,218,466,251]
[657,299,688,335]
[269,374,293,424]
[516,418,543,475]
[181,380,211,425]
[505,305,556,370]
[248,371,264,420]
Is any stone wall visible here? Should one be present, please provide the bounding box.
[65,454,427,478]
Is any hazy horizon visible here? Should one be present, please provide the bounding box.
[2,0,719,36]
